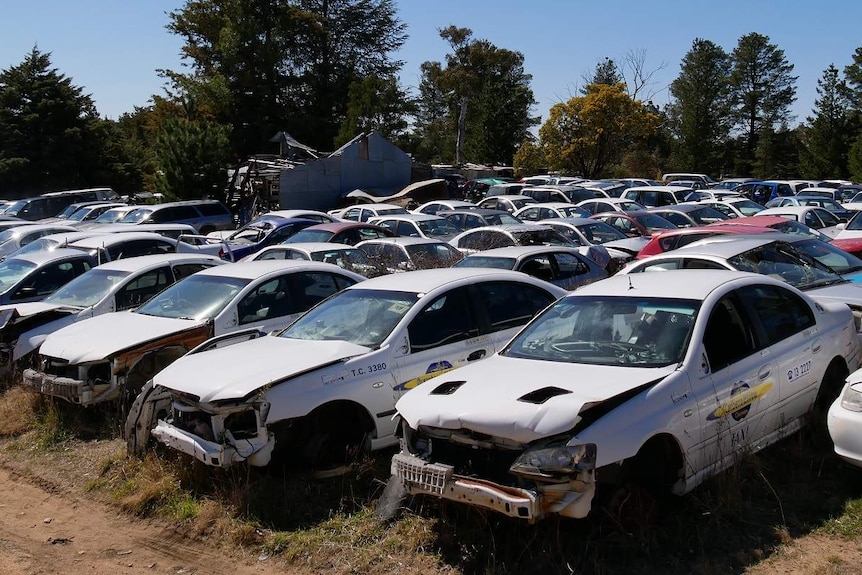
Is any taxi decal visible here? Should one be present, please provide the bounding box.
[707,381,773,421]
[394,361,454,391]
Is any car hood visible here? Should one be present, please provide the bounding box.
[154,336,371,403]
[38,312,201,364]
[0,302,81,342]
[602,237,650,256]
[396,355,676,444]
[808,282,862,307]
[0,302,69,325]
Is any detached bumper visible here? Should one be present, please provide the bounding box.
[21,368,113,405]
[151,419,275,468]
[392,453,595,521]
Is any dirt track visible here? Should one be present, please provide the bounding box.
[0,467,278,575]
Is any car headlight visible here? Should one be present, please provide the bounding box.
[840,384,862,412]
[510,443,596,479]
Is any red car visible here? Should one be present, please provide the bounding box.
[636,224,775,259]
[832,237,862,258]
[708,214,832,241]
[589,210,677,238]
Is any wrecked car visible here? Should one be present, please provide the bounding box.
[0,253,224,377]
[23,260,364,406]
[390,270,859,521]
[126,268,567,470]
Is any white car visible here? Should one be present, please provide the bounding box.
[369,214,461,241]
[128,268,567,468]
[23,261,365,407]
[390,270,860,521]
[696,198,766,218]
[828,368,862,468]
[758,206,842,238]
[513,203,589,221]
[412,200,477,216]
[0,253,224,376]
[449,224,573,256]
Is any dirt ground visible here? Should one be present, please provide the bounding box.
[0,466,281,575]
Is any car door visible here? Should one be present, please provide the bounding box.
[391,286,483,395]
[471,280,559,352]
[518,207,540,221]
[695,291,776,473]
[549,251,597,290]
[734,284,821,425]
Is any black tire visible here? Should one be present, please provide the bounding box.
[815,360,849,413]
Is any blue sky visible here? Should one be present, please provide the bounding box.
[2,0,861,130]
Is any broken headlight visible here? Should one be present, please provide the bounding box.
[509,443,596,479]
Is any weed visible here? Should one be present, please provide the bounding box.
[0,387,43,437]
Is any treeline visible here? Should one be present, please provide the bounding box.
[1,0,860,199]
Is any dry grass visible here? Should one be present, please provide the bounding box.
[0,387,43,437]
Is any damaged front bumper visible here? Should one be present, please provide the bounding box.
[391,450,596,522]
[151,400,274,468]
[22,367,117,406]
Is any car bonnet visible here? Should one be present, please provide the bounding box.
[395,354,677,444]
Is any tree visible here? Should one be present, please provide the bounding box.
[335,75,414,147]
[539,83,659,178]
[413,26,537,165]
[581,58,622,94]
[164,0,407,155]
[0,47,104,196]
[512,139,546,177]
[849,136,862,181]
[728,32,798,172]
[667,39,732,175]
[152,100,231,200]
[843,46,862,113]
[799,64,854,178]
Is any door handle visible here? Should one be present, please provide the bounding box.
[812,339,822,353]
[758,366,771,381]
[467,349,487,361]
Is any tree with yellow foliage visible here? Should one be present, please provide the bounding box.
[539,83,658,178]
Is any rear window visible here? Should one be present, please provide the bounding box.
[197,202,230,216]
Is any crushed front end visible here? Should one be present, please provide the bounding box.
[23,356,115,405]
[151,392,274,468]
[391,424,596,522]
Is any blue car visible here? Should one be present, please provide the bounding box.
[217,216,319,261]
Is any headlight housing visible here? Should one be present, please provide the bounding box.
[840,383,862,412]
[510,443,596,479]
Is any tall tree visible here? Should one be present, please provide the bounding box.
[335,75,414,147]
[843,46,862,113]
[581,58,622,94]
[728,32,798,173]
[0,47,104,196]
[539,83,658,178]
[799,64,854,178]
[165,0,407,156]
[414,26,537,165]
[512,139,546,177]
[667,39,732,175]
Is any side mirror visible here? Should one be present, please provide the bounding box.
[11,287,37,301]
[837,222,846,230]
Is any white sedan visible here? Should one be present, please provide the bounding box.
[390,270,859,521]
[828,369,862,468]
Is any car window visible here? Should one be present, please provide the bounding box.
[660,212,693,227]
[682,259,727,270]
[474,281,557,332]
[408,287,479,351]
[464,215,484,229]
[703,295,757,371]
[518,255,555,282]
[172,263,213,280]
[115,267,171,310]
[818,209,839,227]
[552,252,589,279]
[397,221,419,237]
[291,271,354,309]
[197,203,230,216]
[237,277,293,324]
[736,284,815,346]
[107,239,174,260]
[26,261,82,297]
[804,211,819,228]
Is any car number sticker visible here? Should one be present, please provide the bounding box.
[786,360,811,382]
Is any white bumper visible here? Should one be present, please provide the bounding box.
[21,368,117,406]
[391,453,595,522]
[151,419,275,468]
[827,399,862,468]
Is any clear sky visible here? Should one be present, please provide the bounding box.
[2,0,861,130]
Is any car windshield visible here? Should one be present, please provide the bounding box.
[557,206,588,218]
[454,256,516,269]
[416,219,460,238]
[732,200,766,216]
[285,229,335,244]
[8,238,58,258]
[405,243,462,264]
[728,243,845,290]
[485,213,522,225]
[135,274,250,320]
[791,239,862,275]
[119,208,152,224]
[280,288,418,348]
[44,268,131,308]
[0,228,28,244]
[689,207,730,225]
[503,295,700,367]
[634,214,676,233]
[770,220,830,241]
[0,259,37,292]
[57,205,81,219]
[66,208,94,221]
[573,221,628,244]
[94,209,130,223]
[4,200,27,216]
[228,223,272,244]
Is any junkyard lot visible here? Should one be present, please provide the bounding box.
[1,410,862,575]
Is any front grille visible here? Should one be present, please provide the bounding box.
[424,436,522,485]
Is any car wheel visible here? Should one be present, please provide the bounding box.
[815,359,849,413]
[124,379,173,456]
[300,404,370,477]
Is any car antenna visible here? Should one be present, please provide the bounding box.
[628,275,633,290]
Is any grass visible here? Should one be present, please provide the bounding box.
[2,386,862,575]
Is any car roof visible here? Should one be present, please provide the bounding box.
[3,223,77,235]
[370,213,444,222]
[462,245,584,259]
[709,215,790,227]
[760,206,822,215]
[438,208,510,216]
[301,222,387,232]
[344,267,567,295]
[262,242,358,254]
[91,253,223,273]
[357,236,449,247]
[195,259,363,280]
[521,202,581,209]
[485,194,533,200]
[354,203,405,211]
[460,224,550,234]
[537,217,596,226]
[576,269,768,299]
[68,232,177,248]
[625,185,696,192]
[6,247,92,266]
[659,236,782,258]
